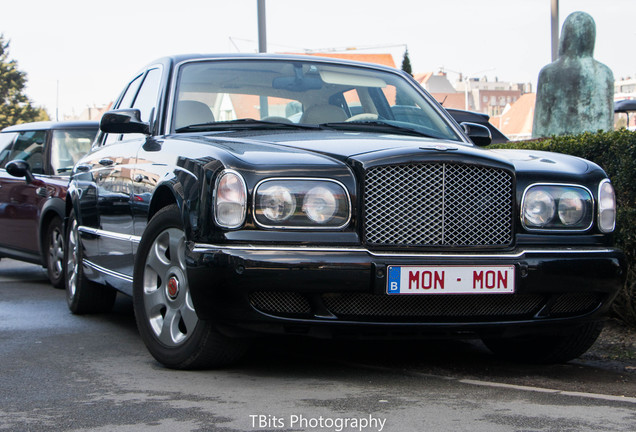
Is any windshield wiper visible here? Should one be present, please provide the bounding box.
[319,120,437,138]
[175,118,320,133]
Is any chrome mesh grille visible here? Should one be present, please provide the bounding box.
[364,163,514,247]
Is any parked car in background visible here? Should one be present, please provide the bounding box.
[65,54,624,369]
[614,99,636,130]
[445,108,509,143]
[0,121,98,287]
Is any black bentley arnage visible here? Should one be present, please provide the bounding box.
[65,54,625,369]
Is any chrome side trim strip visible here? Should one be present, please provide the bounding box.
[78,226,141,244]
[191,243,615,258]
[83,259,134,283]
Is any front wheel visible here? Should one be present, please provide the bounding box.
[482,321,604,364]
[45,216,65,289]
[133,205,247,369]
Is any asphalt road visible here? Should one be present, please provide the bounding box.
[0,258,635,432]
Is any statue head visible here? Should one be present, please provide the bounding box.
[558,11,596,58]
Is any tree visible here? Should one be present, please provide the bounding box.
[396,48,414,106]
[0,35,49,129]
[401,48,413,76]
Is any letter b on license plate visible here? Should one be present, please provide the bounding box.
[387,265,515,295]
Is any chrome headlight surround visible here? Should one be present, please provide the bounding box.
[521,184,594,232]
[598,179,616,233]
[213,169,247,229]
[254,178,351,229]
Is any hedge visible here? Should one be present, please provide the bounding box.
[491,129,636,327]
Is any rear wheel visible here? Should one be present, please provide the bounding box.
[65,210,116,314]
[482,321,604,364]
[133,205,247,369]
[45,216,65,289]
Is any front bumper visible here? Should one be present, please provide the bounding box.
[186,244,626,338]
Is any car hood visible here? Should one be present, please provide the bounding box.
[183,130,596,176]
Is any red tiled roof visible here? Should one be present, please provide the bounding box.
[413,72,433,85]
[432,93,466,110]
[492,93,536,138]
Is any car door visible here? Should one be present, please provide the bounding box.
[85,67,162,291]
[0,129,48,255]
[75,75,144,269]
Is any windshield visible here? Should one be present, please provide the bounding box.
[51,129,97,175]
[173,59,462,141]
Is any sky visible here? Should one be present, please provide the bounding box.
[0,0,634,120]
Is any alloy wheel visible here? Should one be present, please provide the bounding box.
[66,218,80,299]
[142,227,198,347]
[48,225,64,279]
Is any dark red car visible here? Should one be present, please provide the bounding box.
[0,121,98,287]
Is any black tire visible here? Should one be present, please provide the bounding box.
[482,321,604,364]
[133,205,247,369]
[45,216,65,289]
[65,210,116,314]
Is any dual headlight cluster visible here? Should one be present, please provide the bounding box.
[521,181,615,233]
[214,170,350,229]
[215,171,616,234]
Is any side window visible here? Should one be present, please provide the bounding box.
[7,131,47,174]
[132,68,162,124]
[104,73,145,146]
[119,73,145,110]
[51,128,97,175]
[0,132,17,168]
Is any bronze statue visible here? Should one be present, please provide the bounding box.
[533,12,614,138]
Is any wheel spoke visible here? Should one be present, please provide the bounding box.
[168,229,185,268]
[145,242,171,278]
[158,307,181,345]
[55,236,64,259]
[179,293,198,334]
[144,287,167,316]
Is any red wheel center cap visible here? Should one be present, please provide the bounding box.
[167,276,179,299]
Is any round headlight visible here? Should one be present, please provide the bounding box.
[558,191,584,226]
[303,186,338,223]
[259,185,296,221]
[524,189,555,227]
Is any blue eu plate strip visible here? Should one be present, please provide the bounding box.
[387,266,401,293]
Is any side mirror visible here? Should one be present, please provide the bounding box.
[461,122,492,147]
[100,109,150,135]
[6,159,35,183]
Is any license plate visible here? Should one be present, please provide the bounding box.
[386,265,515,295]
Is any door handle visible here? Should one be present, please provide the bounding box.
[99,159,114,166]
[76,164,91,172]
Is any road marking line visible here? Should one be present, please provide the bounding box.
[459,379,636,404]
[335,360,636,404]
